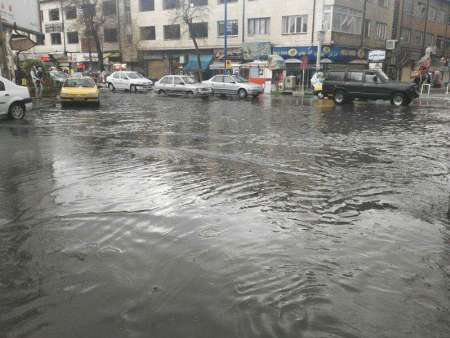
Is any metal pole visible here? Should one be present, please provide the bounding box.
[422,0,430,52]
[60,0,67,56]
[224,0,228,73]
[241,0,245,43]
[116,0,123,64]
[360,0,367,48]
[445,1,449,57]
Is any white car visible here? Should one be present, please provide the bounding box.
[106,71,153,92]
[202,75,263,99]
[0,76,32,120]
[154,75,212,96]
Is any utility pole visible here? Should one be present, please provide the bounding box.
[445,1,449,57]
[116,0,123,63]
[224,0,228,73]
[60,0,67,56]
[360,0,367,48]
[241,0,245,43]
[0,9,9,78]
[422,0,430,52]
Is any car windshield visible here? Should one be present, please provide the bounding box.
[51,71,67,78]
[125,72,141,79]
[182,76,197,84]
[232,75,248,83]
[376,70,390,82]
[64,78,96,88]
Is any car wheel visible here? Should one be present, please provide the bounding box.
[108,83,115,91]
[8,103,25,120]
[158,89,166,96]
[186,91,195,97]
[238,88,248,99]
[334,90,346,105]
[391,93,405,106]
[130,85,138,93]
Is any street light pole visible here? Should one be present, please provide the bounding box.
[224,0,228,73]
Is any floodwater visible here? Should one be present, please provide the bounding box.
[0,92,449,338]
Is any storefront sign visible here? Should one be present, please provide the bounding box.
[273,46,368,64]
[242,42,272,61]
[368,50,386,62]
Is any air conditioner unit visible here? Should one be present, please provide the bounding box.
[386,40,397,50]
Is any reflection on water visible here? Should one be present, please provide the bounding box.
[0,93,449,338]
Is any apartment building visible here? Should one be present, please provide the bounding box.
[26,0,134,69]
[131,0,396,78]
[393,0,450,80]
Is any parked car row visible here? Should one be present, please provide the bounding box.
[104,71,264,99]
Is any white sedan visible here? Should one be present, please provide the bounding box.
[0,76,32,119]
[106,71,153,92]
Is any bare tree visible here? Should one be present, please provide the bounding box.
[173,0,209,81]
[68,0,105,71]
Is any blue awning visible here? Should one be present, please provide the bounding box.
[184,54,213,71]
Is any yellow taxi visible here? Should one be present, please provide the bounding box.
[60,77,100,107]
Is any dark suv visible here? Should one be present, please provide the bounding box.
[322,70,419,106]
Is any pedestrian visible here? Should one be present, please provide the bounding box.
[30,65,44,98]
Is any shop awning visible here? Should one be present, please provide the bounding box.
[184,54,213,71]
[209,62,241,70]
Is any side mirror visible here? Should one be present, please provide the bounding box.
[374,77,378,82]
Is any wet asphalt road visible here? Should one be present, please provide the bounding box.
[0,91,449,338]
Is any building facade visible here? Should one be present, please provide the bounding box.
[131,0,397,78]
[393,0,450,81]
[27,0,134,69]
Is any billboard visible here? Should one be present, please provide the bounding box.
[0,0,40,34]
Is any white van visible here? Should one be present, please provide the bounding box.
[0,76,32,119]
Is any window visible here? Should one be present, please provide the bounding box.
[190,0,208,6]
[103,0,116,16]
[161,76,173,84]
[415,2,426,18]
[163,0,178,10]
[364,20,372,38]
[218,0,237,3]
[436,36,444,49]
[67,31,79,44]
[322,6,332,31]
[65,6,77,20]
[377,0,389,8]
[211,75,224,82]
[425,33,434,47]
[348,72,363,82]
[174,77,184,85]
[223,76,235,83]
[282,15,308,34]
[428,7,437,21]
[326,72,345,81]
[375,22,387,40]
[113,73,120,79]
[0,81,5,91]
[400,28,411,43]
[404,0,413,15]
[414,31,424,46]
[51,33,62,45]
[217,20,238,36]
[37,34,45,45]
[248,17,270,36]
[139,0,154,11]
[49,8,60,21]
[104,28,118,42]
[332,6,362,35]
[163,24,180,39]
[190,22,208,38]
[140,26,156,40]
[365,72,378,83]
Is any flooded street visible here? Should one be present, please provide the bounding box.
[0,92,449,337]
